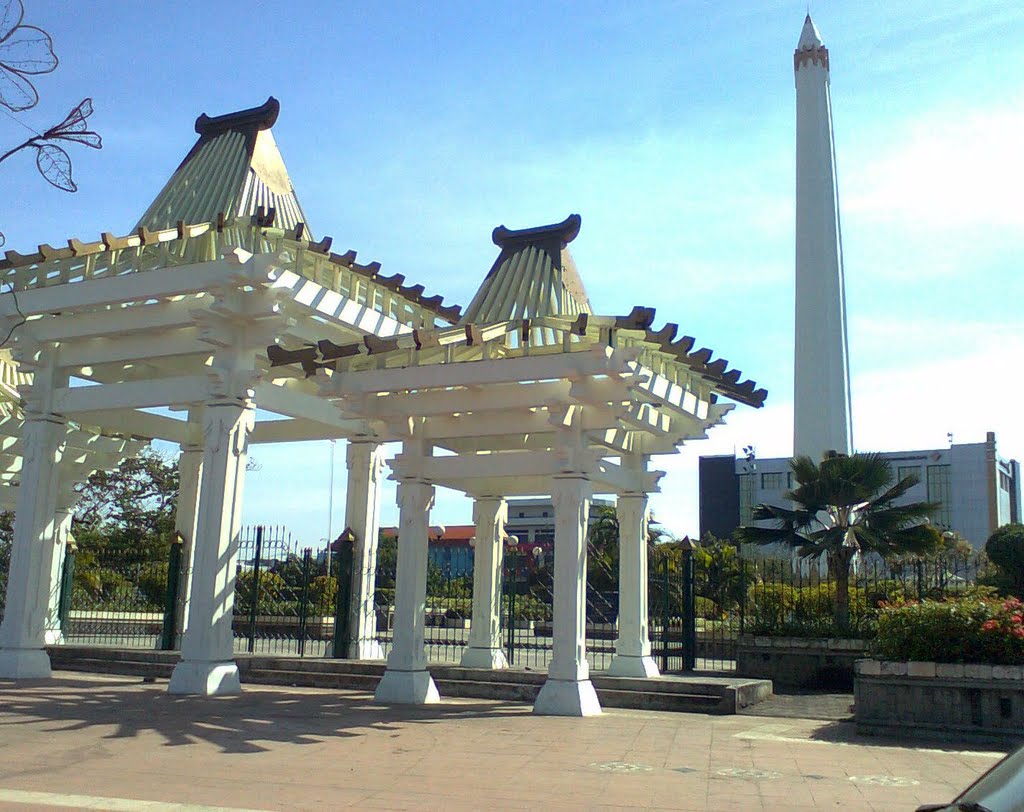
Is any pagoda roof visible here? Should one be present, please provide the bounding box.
[0,218,462,326]
[461,214,591,324]
[136,97,312,236]
[272,305,766,409]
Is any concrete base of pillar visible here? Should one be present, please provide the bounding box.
[607,654,660,678]
[460,646,509,670]
[533,678,602,716]
[43,629,65,646]
[167,661,241,696]
[349,639,385,660]
[374,669,440,705]
[0,648,52,679]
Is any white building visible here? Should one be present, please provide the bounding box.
[699,432,1022,549]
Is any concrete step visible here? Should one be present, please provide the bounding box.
[244,669,380,692]
[435,678,541,703]
[52,646,179,665]
[244,657,386,677]
[597,688,725,714]
[45,646,772,714]
[53,657,173,679]
[431,664,548,686]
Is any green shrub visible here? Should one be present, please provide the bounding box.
[502,594,551,622]
[137,562,170,610]
[695,596,724,620]
[309,576,338,616]
[745,582,874,638]
[871,596,1024,664]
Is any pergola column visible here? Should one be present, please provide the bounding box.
[608,491,659,677]
[461,497,508,669]
[374,478,439,704]
[168,398,254,696]
[534,474,601,716]
[0,411,66,678]
[43,504,75,646]
[173,439,204,642]
[344,440,385,660]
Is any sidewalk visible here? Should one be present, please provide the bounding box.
[0,672,1005,811]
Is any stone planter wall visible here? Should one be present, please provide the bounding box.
[855,659,1024,744]
[736,635,867,689]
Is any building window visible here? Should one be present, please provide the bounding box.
[542,511,549,517]
[897,465,920,484]
[739,473,756,525]
[927,464,952,528]
[1000,471,1012,492]
[760,472,790,490]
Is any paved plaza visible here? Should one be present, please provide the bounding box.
[0,672,1007,811]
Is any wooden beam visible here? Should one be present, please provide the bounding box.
[252,382,368,435]
[251,417,380,444]
[74,409,197,443]
[1,255,271,317]
[55,328,210,368]
[26,298,206,342]
[329,346,638,396]
[338,380,574,419]
[55,375,213,414]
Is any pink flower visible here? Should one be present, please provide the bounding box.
[982,620,999,631]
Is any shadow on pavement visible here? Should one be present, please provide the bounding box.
[0,675,529,755]
[805,719,1012,754]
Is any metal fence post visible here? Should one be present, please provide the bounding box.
[681,539,696,671]
[332,531,355,659]
[57,542,77,632]
[160,535,183,651]
[660,554,670,673]
[296,548,313,657]
[247,525,264,654]
[505,543,518,667]
[738,556,746,637]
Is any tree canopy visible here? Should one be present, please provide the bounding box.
[734,452,939,627]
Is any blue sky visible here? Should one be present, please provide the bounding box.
[3,1,1023,545]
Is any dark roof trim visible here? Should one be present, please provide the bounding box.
[194,96,280,137]
[492,214,581,248]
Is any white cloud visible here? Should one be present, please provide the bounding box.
[844,104,1024,231]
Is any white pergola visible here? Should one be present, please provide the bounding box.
[270,215,766,715]
[0,98,766,716]
[0,98,461,692]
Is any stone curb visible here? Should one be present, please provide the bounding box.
[854,658,1024,680]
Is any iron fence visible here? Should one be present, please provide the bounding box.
[233,525,334,657]
[62,538,175,647]
[742,554,984,639]
[39,520,994,679]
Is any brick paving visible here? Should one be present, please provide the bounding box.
[0,672,1006,811]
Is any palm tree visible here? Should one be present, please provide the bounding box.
[734,452,939,629]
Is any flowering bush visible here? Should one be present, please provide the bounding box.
[871,597,1024,664]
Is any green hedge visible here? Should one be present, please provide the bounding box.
[871,597,1024,664]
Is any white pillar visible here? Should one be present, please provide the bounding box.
[534,475,601,716]
[608,493,659,677]
[42,506,74,646]
[0,412,66,678]
[461,497,508,669]
[793,14,853,460]
[174,441,203,641]
[344,440,385,660]
[374,478,439,704]
[168,399,253,696]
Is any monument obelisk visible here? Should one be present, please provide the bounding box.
[793,14,853,460]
